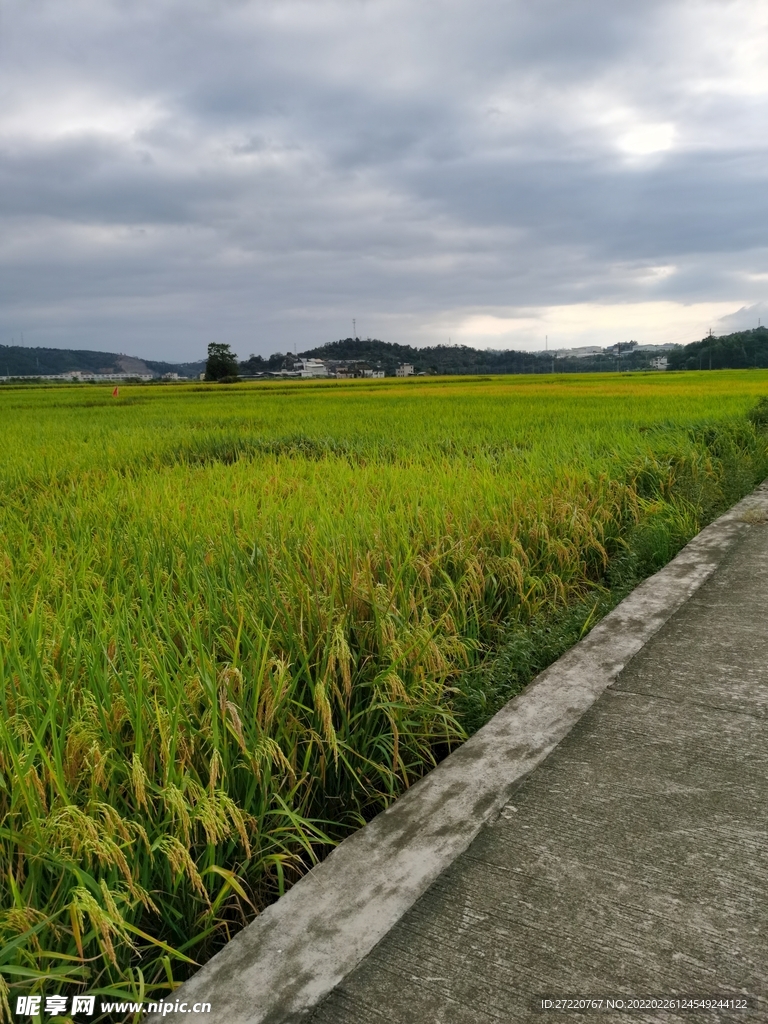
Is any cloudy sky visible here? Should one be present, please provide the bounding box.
[1,0,767,361]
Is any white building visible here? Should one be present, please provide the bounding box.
[395,363,414,377]
[75,371,154,381]
[555,346,603,359]
[1,370,155,382]
[650,356,668,370]
[294,358,329,378]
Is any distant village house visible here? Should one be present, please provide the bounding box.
[293,358,329,378]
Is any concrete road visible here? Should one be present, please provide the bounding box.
[307,523,768,1023]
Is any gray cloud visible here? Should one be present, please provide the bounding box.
[1,0,767,359]
[717,302,768,332]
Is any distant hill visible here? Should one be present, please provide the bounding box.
[301,337,545,374]
[239,339,550,375]
[295,338,673,375]
[144,358,207,378]
[270,331,768,375]
[5,328,762,383]
[667,327,768,370]
[0,344,205,379]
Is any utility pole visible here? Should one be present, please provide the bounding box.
[708,328,713,371]
[353,319,357,340]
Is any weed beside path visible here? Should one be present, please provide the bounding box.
[1,372,767,1015]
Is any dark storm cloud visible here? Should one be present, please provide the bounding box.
[1,0,767,358]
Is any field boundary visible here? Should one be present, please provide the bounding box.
[150,480,768,1024]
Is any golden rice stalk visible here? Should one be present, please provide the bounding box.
[218,664,244,700]
[213,790,252,857]
[161,783,193,845]
[24,764,48,813]
[327,622,353,699]
[68,886,135,967]
[208,748,224,791]
[131,752,150,811]
[155,835,208,899]
[37,805,134,885]
[0,976,11,1024]
[313,679,338,760]
[258,656,291,730]
[250,736,294,781]
[381,670,409,704]
[219,692,247,753]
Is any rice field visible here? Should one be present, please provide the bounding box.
[2,371,768,1016]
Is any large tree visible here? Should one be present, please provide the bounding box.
[205,342,239,381]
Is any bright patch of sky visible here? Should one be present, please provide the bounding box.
[0,0,767,359]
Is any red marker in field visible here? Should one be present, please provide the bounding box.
[112,386,119,397]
